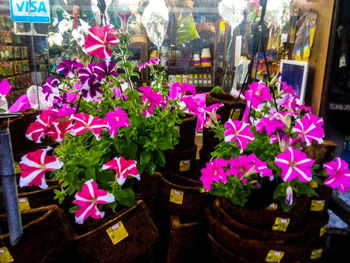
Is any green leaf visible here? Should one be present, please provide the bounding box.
[158,137,172,150]
[155,150,166,167]
[140,151,151,165]
[115,188,137,207]
[69,205,79,214]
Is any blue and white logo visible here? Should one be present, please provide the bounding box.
[9,0,51,23]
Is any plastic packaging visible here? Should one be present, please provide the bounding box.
[141,0,169,50]
[218,0,247,31]
[26,85,53,110]
[175,9,199,45]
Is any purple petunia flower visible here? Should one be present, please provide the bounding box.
[94,60,119,79]
[78,63,103,101]
[56,58,84,78]
[42,77,59,101]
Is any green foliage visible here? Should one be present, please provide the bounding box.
[210,86,224,94]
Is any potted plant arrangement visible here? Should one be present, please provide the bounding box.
[15,25,191,262]
[200,80,350,262]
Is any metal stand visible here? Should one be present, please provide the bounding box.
[0,113,23,246]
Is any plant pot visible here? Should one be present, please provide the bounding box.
[206,92,246,123]
[304,140,337,167]
[243,179,278,210]
[74,200,159,263]
[200,127,219,164]
[174,114,197,151]
[0,180,59,214]
[206,200,309,262]
[166,214,206,263]
[206,232,251,263]
[159,172,207,216]
[0,205,74,263]
[164,145,197,175]
[1,109,57,161]
[209,198,309,242]
[134,172,161,217]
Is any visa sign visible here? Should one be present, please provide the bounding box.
[9,0,50,23]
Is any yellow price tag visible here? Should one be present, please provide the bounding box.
[266,203,278,210]
[229,108,242,120]
[272,217,290,232]
[309,180,318,188]
[179,160,191,172]
[106,221,129,245]
[219,20,226,30]
[0,247,14,262]
[14,162,21,174]
[265,250,284,262]
[310,200,325,212]
[310,248,323,259]
[18,197,31,211]
[170,189,184,205]
[320,225,328,237]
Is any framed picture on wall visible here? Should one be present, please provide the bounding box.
[279,60,309,104]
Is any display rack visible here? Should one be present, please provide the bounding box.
[0,15,31,105]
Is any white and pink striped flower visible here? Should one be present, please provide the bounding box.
[102,156,140,186]
[292,113,324,146]
[19,147,63,189]
[26,109,58,143]
[69,112,108,140]
[84,26,119,59]
[224,120,254,153]
[73,179,115,224]
[46,121,72,142]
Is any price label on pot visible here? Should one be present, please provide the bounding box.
[229,108,241,120]
[266,203,278,210]
[320,225,328,237]
[272,217,290,232]
[310,248,323,259]
[18,197,30,211]
[265,250,284,262]
[309,180,318,188]
[179,160,191,172]
[14,162,21,174]
[170,189,184,205]
[106,221,129,245]
[0,247,14,262]
[310,200,325,211]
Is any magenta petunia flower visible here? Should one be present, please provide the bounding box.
[105,107,130,138]
[84,26,119,59]
[249,154,274,180]
[69,112,108,140]
[227,155,254,183]
[256,117,285,135]
[102,156,140,186]
[244,81,272,108]
[26,109,58,143]
[203,103,222,128]
[324,157,350,193]
[292,113,324,146]
[56,58,84,78]
[275,147,314,182]
[46,120,72,142]
[73,179,115,224]
[8,94,31,112]
[0,78,11,97]
[140,86,163,118]
[19,146,63,189]
[180,83,196,95]
[277,92,297,109]
[200,158,229,191]
[224,120,254,153]
[280,82,296,97]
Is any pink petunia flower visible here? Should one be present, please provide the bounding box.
[85,26,119,59]
[224,120,254,153]
[200,158,229,191]
[26,109,58,143]
[275,147,314,182]
[73,179,115,224]
[0,78,11,97]
[181,83,196,95]
[140,86,163,118]
[105,107,130,138]
[324,157,350,193]
[69,112,108,140]
[203,103,222,128]
[256,117,285,135]
[19,146,63,189]
[227,155,254,183]
[244,81,272,109]
[8,94,31,112]
[46,121,72,142]
[102,156,140,186]
[292,113,324,146]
